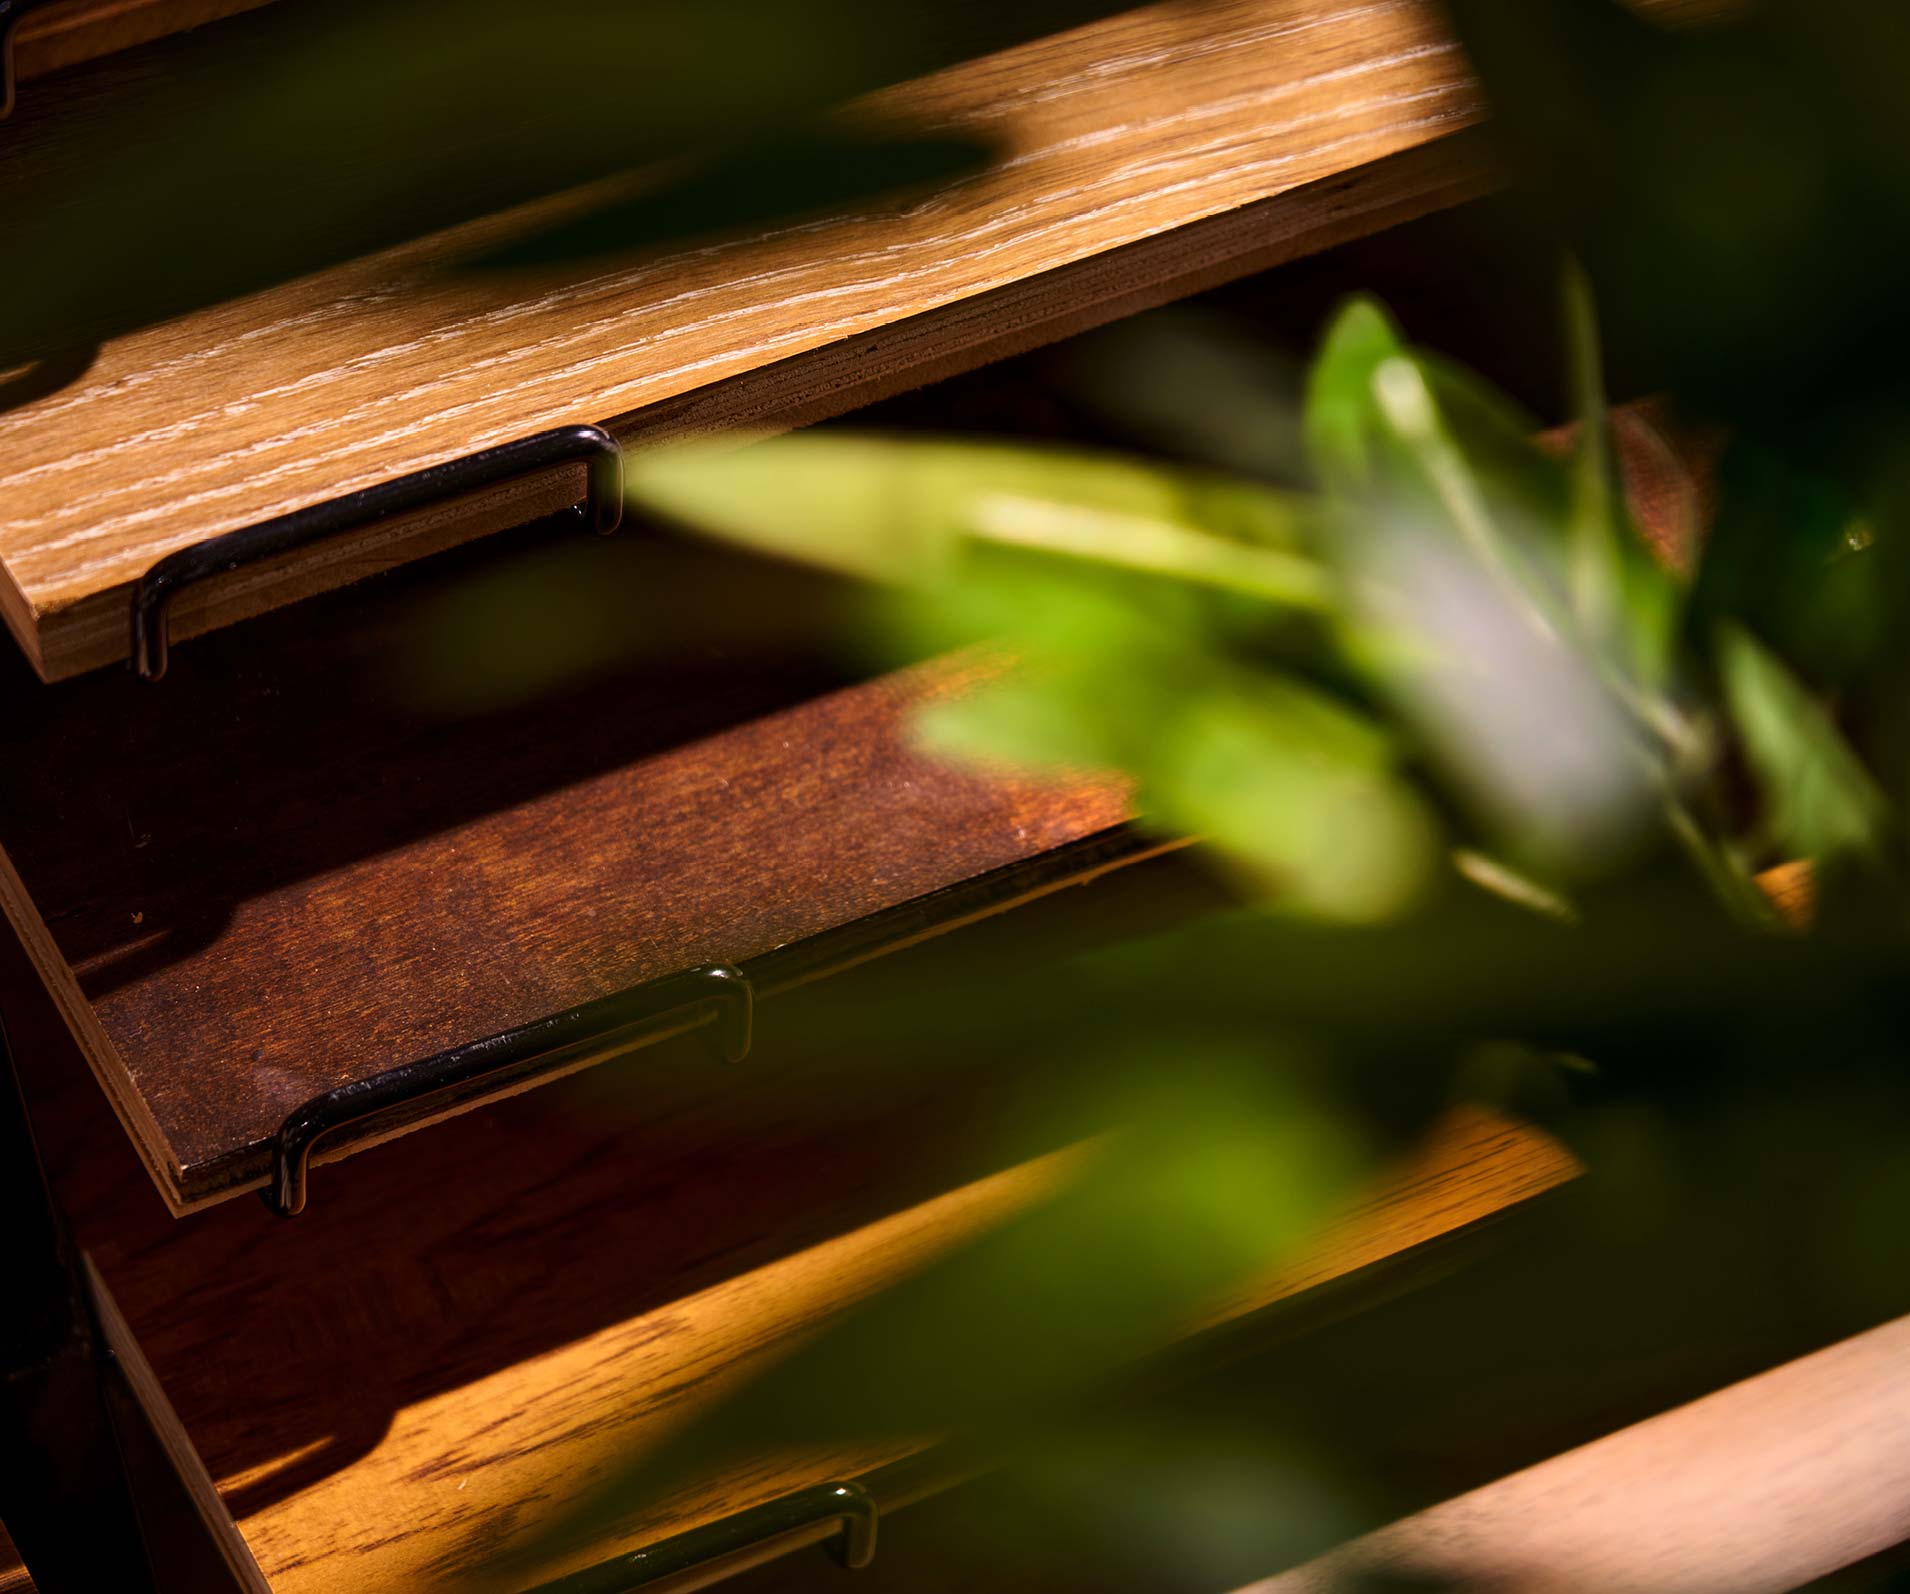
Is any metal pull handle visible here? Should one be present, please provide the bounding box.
[131,422,623,681]
[521,1481,879,1592]
[266,962,750,1218]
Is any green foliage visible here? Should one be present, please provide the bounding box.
[1718,623,1886,865]
[509,5,1910,1575]
[585,246,1910,1579]
[516,1045,1368,1570]
[632,431,1437,920]
[630,284,1733,911]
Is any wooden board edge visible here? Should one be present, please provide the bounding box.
[0,557,48,680]
[85,1254,275,1594]
[34,460,593,683]
[0,843,190,1215]
[1251,1307,1910,1593]
[614,127,1499,450]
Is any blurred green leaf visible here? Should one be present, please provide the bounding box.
[1054,306,1312,482]
[515,1045,1368,1574]
[1304,296,1409,499]
[635,431,1440,919]
[629,433,1319,589]
[1562,259,1627,638]
[1718,622,1887,864]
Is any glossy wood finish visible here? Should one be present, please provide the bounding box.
[0,0,1488,678]
[0,527,1144,1212]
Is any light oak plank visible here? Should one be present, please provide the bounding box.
[0,0,1487,679]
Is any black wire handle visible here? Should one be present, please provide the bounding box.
[520,1481,878,1592]
[131,422,624,680]
[266,963,751,1218]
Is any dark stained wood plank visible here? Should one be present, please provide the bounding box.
[0,526,1137,1211]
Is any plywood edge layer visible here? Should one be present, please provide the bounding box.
[0,842,189,1214]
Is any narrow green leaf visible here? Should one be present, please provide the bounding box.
[1303,296,1408,496]
[627,434,1318,596]
[508,1047,1367,1577]
[1718,623,1887,862]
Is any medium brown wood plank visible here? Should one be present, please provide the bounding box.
[0,530,1139,1212]
[0,0,1486,679]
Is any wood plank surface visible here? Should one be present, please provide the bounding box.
[0,883,1577,1594]
[8,0,274,81]
[0,529,1141,1212]
[1254,1309,1910,1593]
[0,0,1488,679]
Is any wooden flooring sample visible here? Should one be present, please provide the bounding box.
[0,532,1141,1213]
[0,0,1488,679]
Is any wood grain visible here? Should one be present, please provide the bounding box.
[0,0,1488,679]
[0,528,1149,1212]
[1255,1308,1910,1593]
[9,0,274,80]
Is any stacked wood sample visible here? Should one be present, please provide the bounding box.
[0,0,1488,679]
